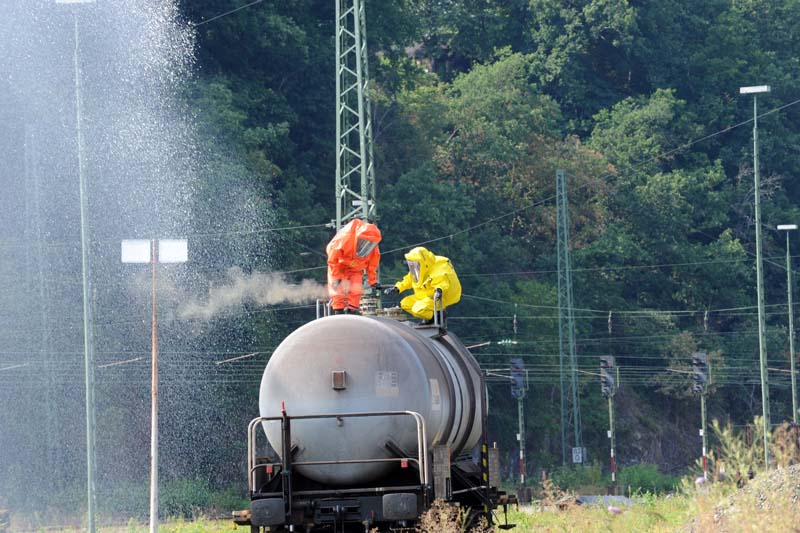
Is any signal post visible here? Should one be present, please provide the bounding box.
[692,352,709,480]
[600,356,617,493]
[510,357,527,486]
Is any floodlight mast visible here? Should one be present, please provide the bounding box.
[740,83,771,467]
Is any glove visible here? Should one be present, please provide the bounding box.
[434,288,443,299]
[384,286,400,296]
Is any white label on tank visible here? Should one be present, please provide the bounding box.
[430,379,442,411]
[376,371,399,397]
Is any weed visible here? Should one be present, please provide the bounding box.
[538,474,577,510]
[617,464,678,495]
[772,422,800,467]
[416,500,490,533]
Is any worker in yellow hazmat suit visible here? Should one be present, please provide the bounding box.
[384,246,461,324]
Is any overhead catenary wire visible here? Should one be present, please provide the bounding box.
[460,292,792,317]
[458,253,800,278]
[190,0,267,27]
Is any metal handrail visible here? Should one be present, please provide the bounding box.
[315,299,333,319]
[433,290,443,328]
[249,457,421,484]
[248,410,429,492]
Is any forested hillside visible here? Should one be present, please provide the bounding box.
[180,0,800,476]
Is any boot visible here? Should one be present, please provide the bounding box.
[332,309,344,315]
[346,307,361,316]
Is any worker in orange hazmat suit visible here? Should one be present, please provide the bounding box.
[326,219,382,314]
[384,246,461,324]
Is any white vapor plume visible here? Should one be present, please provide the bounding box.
[180,267,327,320]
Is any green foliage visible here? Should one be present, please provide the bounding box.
[95,479,246,521]
[550,462,607,492]
[710,417,766,485]
[707,417,800,486]
[160,479,246,519]
[617,464,679,495]
[174,0,800,483]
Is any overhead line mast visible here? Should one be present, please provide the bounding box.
[556,169,583,465]
[334,0,376,230]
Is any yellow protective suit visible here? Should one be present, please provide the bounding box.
[393,246,461,320]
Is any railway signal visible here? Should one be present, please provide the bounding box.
[692,352,708,394]
[510,357,525,399]
[600,356,615,397]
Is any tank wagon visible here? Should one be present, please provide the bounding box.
[236,310,514,532]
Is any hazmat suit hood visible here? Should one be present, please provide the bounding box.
[353,219,381,257]
[404,246,435,281]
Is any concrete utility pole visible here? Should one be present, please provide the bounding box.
[778,224,799,423]
[55,0,98,529]
[740,84,772,467]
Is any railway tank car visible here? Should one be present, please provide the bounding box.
[238,312,514,532]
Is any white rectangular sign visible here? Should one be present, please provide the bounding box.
[158,239,188,263]
[739,85,770,94]
[121,240,151,263]
[572,447,583,464]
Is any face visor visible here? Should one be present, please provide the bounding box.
[355,238,378,258]
[406,260,421,282]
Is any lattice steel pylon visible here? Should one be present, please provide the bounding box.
[556,169,583,464]
[334,0,376,230]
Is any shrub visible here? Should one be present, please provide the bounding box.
[711,417,765,485]
[617,464,678,495]
[416,500,490,533]
[98,479,247,521]
[772,422,800,467]
[550,462,607,492]
[161,479,247,519]
[708,418,800,486]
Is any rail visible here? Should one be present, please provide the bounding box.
[247,410,429,493]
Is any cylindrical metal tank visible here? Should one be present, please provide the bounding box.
[259,315,485,486]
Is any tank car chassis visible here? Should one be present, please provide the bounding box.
[236,407,513,532]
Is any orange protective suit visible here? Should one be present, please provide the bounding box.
[326,219,382,312]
